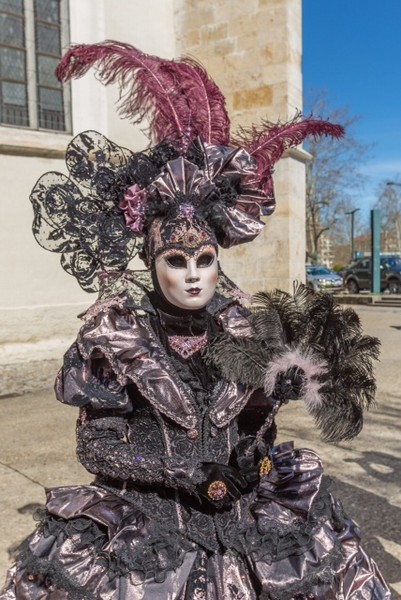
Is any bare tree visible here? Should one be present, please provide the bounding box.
[374,182,401,253]
[304,91,371,263]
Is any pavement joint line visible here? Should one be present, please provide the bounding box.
[0,460,46,490]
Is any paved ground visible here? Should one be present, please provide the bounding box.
[0,304,400,597]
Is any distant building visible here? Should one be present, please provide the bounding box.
[317,232,334,267]
[0,0,307,394]
[306,222,334,267]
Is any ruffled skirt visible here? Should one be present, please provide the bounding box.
[0,443,391,600]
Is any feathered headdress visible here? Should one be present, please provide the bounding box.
[31,41,344,291]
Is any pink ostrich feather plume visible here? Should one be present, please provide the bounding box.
[233,113,344,194]
[56,41,230,146]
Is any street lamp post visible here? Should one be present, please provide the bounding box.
[345,208,360,260]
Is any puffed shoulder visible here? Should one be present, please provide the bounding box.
[75,301,151,387]
[71,301,201,429]
[55,335,133,411]
[218,303,254,337]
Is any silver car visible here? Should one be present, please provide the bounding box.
[306,265,344,292]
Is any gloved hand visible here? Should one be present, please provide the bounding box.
[197,462,247,510]
[273,366,306,402]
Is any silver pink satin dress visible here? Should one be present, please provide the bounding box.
[0,286,392,599]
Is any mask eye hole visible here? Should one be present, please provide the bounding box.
[196,253,215,268]
[165,254,187,268]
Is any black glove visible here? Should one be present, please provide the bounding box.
[197,462,247,510]
[274,366,306,402]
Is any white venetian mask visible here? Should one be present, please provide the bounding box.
[154,245,218,310]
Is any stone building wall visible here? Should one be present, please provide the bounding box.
[176,0,307,293]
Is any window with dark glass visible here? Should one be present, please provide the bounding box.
[0,0,70,131]
[0,0,28,127]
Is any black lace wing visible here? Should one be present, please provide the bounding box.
[30,131,139,292]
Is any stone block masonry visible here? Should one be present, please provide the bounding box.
[176,0,307,293]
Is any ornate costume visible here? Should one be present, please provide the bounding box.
[1,42,391,599]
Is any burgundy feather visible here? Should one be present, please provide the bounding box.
[233,114,345,193]
[174,57,230,145]
[56,41,230,145]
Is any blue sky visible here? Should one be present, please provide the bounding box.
[303,0,401,221]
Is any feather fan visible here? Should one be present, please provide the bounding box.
[205,335,271,390]
[56,41,231,146]
[206,284,380,442]
[251,288,307,344]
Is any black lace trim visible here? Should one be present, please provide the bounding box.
[237,478,344,562]
[18,482,348,598]
[259,554,340,600]
[33,509,195,584]
[253,482,346,600]
[97,531,194,584]
[19,539,97,600]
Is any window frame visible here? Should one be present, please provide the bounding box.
[0,0,71,133]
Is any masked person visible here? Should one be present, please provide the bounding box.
[0,42,391,600]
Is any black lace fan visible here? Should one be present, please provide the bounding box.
[206,284,381,442]
[30,132,138,292]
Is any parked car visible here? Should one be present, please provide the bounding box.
[306,265,344,292]
[343,255,401,294]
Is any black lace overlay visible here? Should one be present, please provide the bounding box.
[182,549,209,598]
[18,541,97,600]
[239,478,339,562]
[30,132,139,292]
[76,408,204,493]
[19,508,195,590]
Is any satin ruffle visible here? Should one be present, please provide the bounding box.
[1,443,391,599]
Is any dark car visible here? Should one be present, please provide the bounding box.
[306,265,344,292]
[343,255,401,294]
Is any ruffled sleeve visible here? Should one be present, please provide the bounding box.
[55,301,141,411]
[55,340,132,412]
